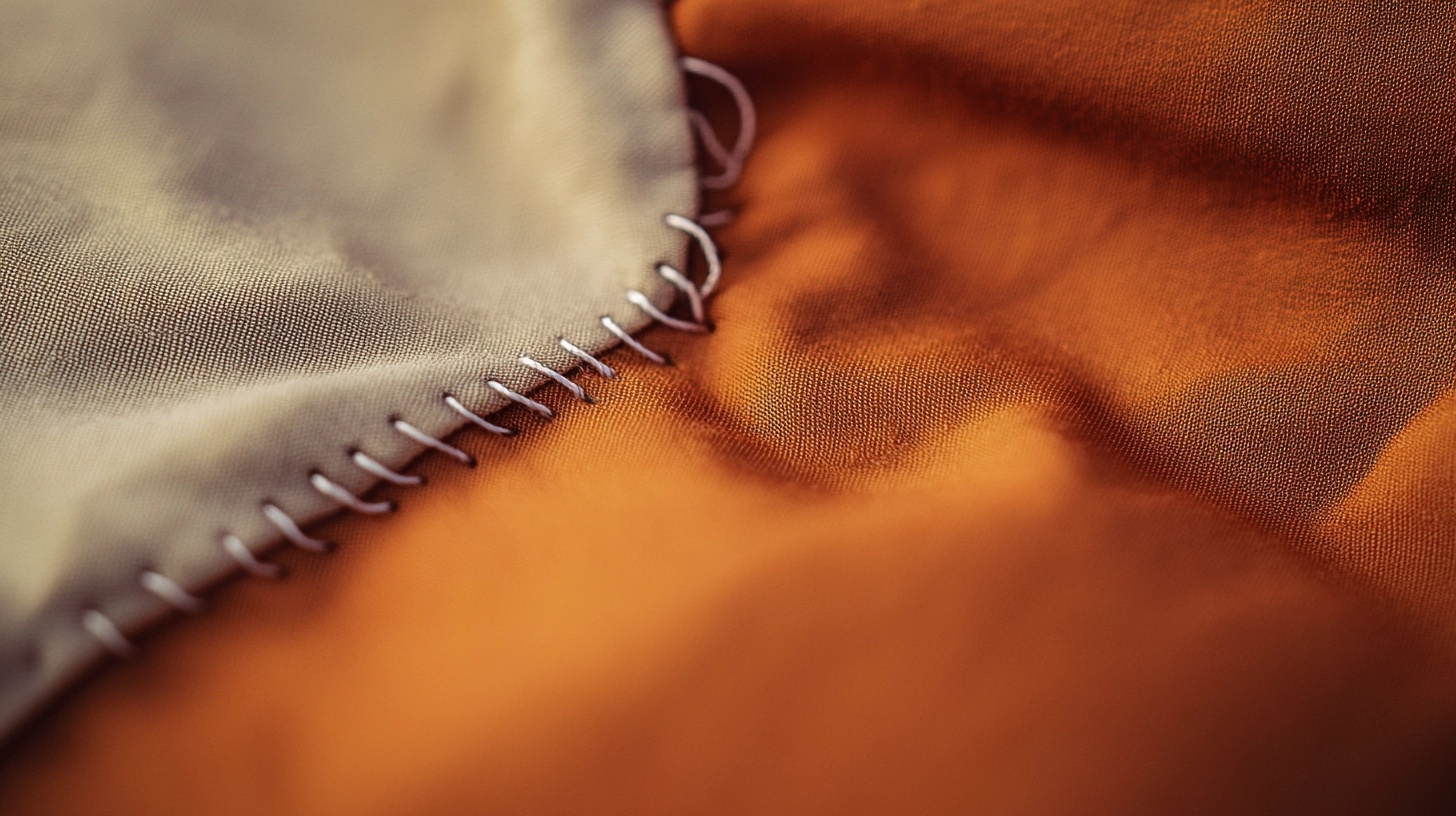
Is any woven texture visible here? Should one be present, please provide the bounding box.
[0,0,694,738]
[4,0,1456,813]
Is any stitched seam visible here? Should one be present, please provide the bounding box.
[65,56,754,666]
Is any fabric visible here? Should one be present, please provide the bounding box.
[0,0,694,738]
[5,0,1456,813]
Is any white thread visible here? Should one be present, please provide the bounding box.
[351,450,424,487]
[222,533,283,579]
[520,356,594,403]
[64,54,757,677]
[444,394,517,436]
[627,290,709,333]
[392,418,476,466]
[82,610,136,660]
[487,380,555,419]
[688,109,738,178]
[601,315,669,365]
[559,338,616,379]
[310,472,394,515]
[139,570,204,614]
[665,214,723,297]
[680,56,756,189]
[262,502,332,553]
[656,263,708,325]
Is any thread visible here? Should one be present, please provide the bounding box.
[59,57,755,680]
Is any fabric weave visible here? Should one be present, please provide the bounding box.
[4,0,1456,813]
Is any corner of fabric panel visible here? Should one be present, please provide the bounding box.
[0,0,754,744]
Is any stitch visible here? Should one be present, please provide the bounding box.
[665,213,723,296]
[222,533,283,579]
[687,109,736,179]
[262,502,334,553]
[602,315,671,365]
[488,379,555,419]
[520,356,594,403]
[444,394,517,436]
[681,56,757,190]
[627,289,709,334]
[656,263,708,325]
[392,418,476,467]
[310,471,395,515]
[624,214,721,334]
[139,570,205,614]
[82,610,136,660]
[351,450,425,487]
[559,338,616,379]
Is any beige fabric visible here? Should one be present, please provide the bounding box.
[0,0,695,738]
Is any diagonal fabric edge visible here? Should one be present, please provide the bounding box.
[0,0,741,744]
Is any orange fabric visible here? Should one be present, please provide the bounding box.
[4,1,1456,813]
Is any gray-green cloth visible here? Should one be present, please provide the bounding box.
[0,0,695,739]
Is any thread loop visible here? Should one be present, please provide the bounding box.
[82,610,136,660]
[223,534,283,579]
[488,379,555,419]
[520,357,594,403]
[263,503,332,553]
[140,570,205,614]
[352,450,424,487]
[602,315,670,365]
[392,419,476,467]
[444,394,517,436]
[559,338,616,379]
[681,56,757,190]
[627,290,710,333]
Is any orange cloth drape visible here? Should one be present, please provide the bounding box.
[4,1,1456,813]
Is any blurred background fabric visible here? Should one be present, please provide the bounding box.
[3,0,1456,813]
